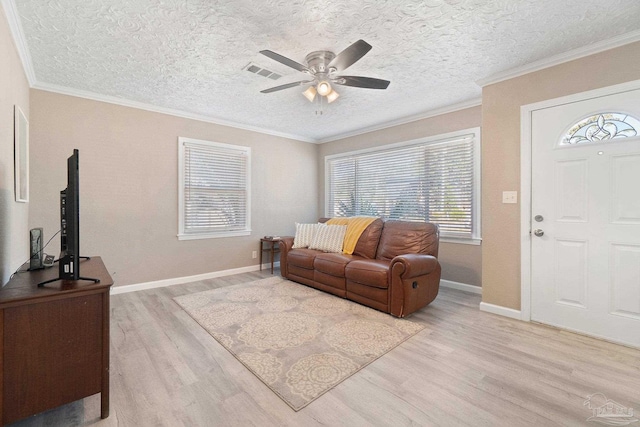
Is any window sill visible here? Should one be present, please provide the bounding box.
[178,230,252,240]
[440,237,482,246]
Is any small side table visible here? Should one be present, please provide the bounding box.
[260,237,282,274]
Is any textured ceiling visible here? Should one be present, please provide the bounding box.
[11,0,640,142]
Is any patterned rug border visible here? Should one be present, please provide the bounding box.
[173,277,426,411]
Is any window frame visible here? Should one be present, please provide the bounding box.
[324,128,481,245]
[178,137,252,240]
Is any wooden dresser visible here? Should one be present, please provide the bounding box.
[0,257,112,425]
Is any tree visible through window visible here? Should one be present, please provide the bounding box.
[326,130,480,240]
[178,137,251,240]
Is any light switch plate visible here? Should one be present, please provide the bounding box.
[502,191,518,204]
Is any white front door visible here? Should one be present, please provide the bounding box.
[530,87,640,347]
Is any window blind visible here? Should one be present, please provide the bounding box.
[182,140,249,235]
[327,134,477,239]
[424,138,475,237]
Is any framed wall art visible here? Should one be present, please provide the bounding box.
[14,106,29,203]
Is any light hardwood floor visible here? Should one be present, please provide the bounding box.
[10,270,640,426]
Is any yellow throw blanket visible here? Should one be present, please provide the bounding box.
[327,216,378,255]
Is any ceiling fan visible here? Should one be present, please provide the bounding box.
[259,40,390,104]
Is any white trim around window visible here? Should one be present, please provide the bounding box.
[325,128,481,244]
[178,137,251,240]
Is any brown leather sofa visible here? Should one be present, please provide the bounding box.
[278,218,441,317]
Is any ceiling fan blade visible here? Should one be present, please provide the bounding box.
[259,50,309,73]
[261,80,314,93]
[328,40,372,72]
[334,76,390,90]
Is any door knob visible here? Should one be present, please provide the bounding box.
[533,229,544,237]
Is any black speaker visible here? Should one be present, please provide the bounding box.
[29,228,44,270]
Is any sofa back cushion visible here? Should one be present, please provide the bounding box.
[376,221,439,260]
[352,218,384,259]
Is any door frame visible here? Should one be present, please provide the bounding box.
[519,78,640,321]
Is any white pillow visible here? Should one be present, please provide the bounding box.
[292,223,318,249]
[309,224,347,253]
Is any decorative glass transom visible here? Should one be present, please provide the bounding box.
[560,113,640,145]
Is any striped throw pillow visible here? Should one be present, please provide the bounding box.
[292,223,318,249]
[309,224,347,253]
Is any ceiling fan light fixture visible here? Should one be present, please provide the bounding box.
[326,89,340,103]
[259,40,389,110]
[302,86,317,102]
[317,81,332,96]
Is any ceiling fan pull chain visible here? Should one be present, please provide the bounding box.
[316,93,324,115]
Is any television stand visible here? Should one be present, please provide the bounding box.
[0,256,112,424]
[37,256,100,287]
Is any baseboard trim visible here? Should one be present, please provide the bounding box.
[439,279,482,294]
[111,262,280,295]
[479,302,522,320]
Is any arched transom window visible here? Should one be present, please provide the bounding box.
[560,113,640,145]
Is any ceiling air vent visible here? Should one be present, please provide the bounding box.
[244,63,282,80]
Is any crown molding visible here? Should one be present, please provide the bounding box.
[2,0,36,85]
[476,29,640,87]
[32,82,317,143]
[3,0,315,143]
[10,0,636,144]
[33,80,481,145]
[316,97,482,144]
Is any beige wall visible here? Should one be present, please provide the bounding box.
[29,90,318,286]
[318,106,483,287]
[482,42,640,310]
[0,7,30,285]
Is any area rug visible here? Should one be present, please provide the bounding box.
[173,276,425,411]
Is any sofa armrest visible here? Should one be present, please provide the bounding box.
[278,237,294,278]
[389,254,441,317]
[279,237,294,252]
[390,254,438,278]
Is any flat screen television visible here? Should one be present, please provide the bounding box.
[59,149,80,280]
[38,149,99,287]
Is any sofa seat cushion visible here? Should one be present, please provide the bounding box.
[314,253,358,277]
[345,259,391,289]
[288,248,321,269]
